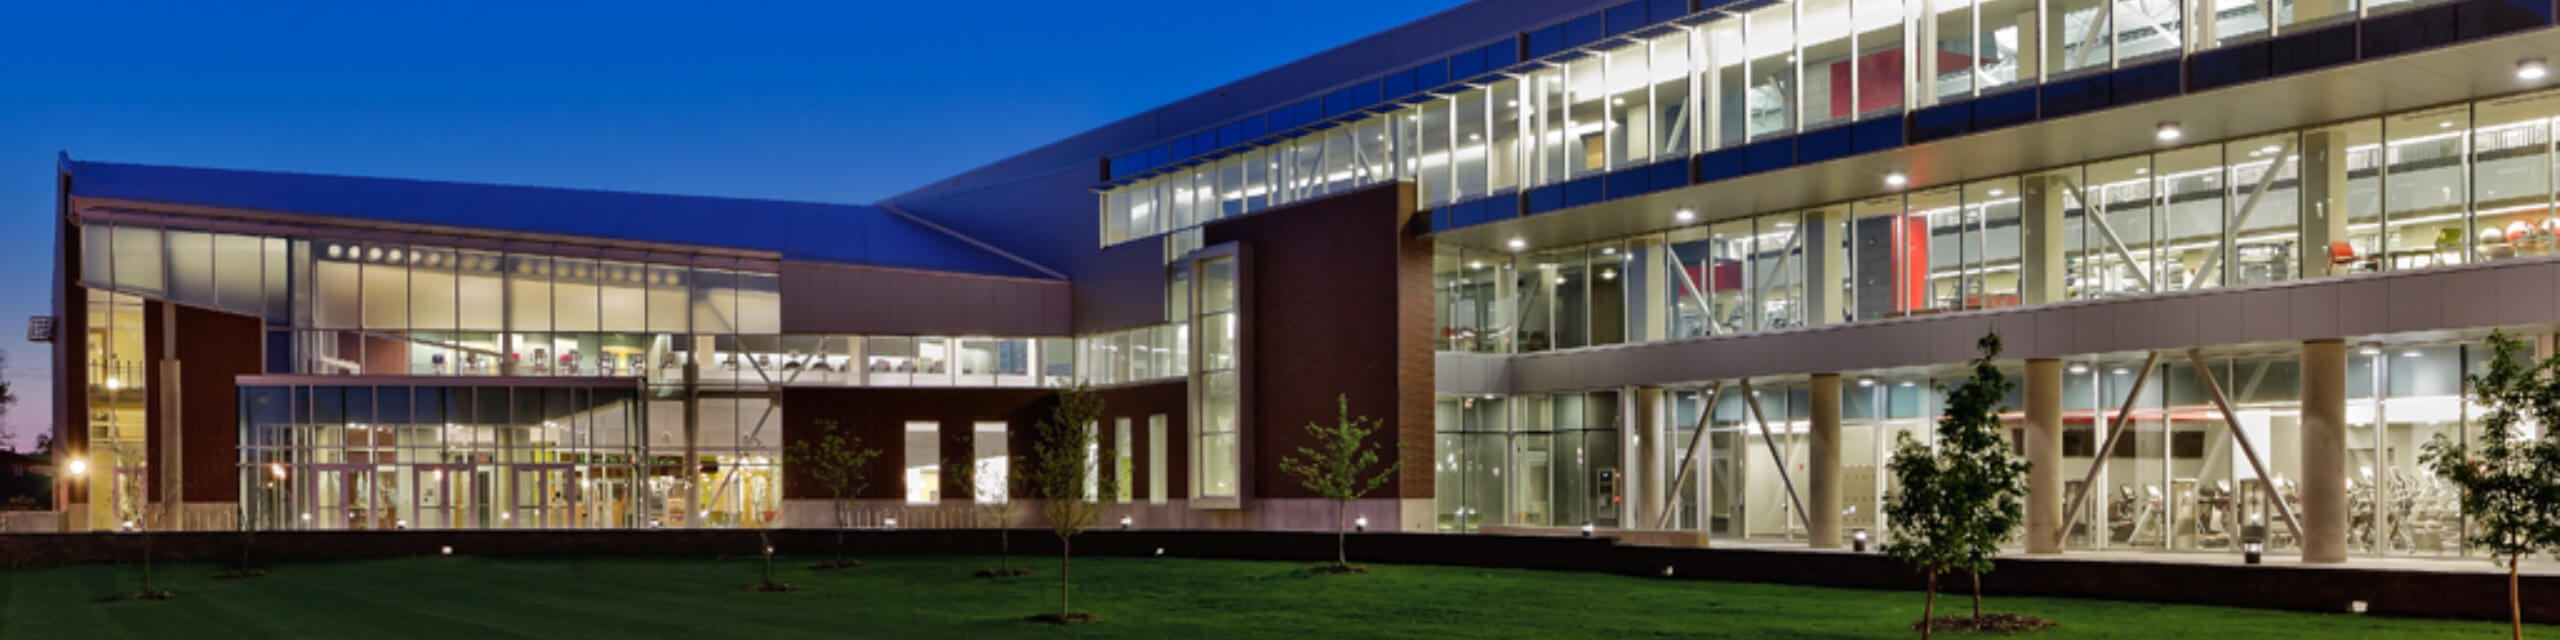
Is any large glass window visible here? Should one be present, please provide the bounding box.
[1607,42,1654,167]
[1801,0,1853,130]
[1744,3,1797,139]
[905,421,939,504]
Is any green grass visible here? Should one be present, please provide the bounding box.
[1,552,2545,639]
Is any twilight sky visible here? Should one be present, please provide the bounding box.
[0,0,1458,450]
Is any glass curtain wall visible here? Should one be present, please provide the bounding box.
[240,384,644,531]
[1433,90,2560,355]
[1432,392,1621,531]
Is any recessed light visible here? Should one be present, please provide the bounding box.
[1858,378,1875,387]
[2155,121,2183,142]
[1507,237,1527,251]
[2359,345,2383,356]
[2067,363,2089,375]
[2401,350,2422,358]
[1467,261,1483,270]
[1898,381,1916,388]
[1674,208,1696,223]
[1988,189,2006,197]
[2259,145,2280,155]
[2439,121,2454,129]
[2111,368,2131,376]
[2520,58,2549,81]
[2135,167,2149,175]
[1884,172,1908,187]
[1601,247,1617,255]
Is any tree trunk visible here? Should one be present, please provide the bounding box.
[143,530,156,594]
[1336,501,1348,568]
[1971,570,1982,618]
[835,528,846,567]
[2510,555,2522,640]
[1000,526,1011,572]
[1059,537,1073,618]
[1921,570,1937,640]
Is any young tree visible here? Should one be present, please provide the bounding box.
[1883,334,2028,638]
[2420,331,2560,640]
[1279,394,1400,572]
[785,418,882,570]
[1023,384,1115,624]
[945,435,1028,578]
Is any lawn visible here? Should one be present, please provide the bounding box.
[0,552,2544,639]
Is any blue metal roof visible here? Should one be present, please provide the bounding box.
[61,154,1060,280]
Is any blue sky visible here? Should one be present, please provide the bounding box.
[0,0,1458,450]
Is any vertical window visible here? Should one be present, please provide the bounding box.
[906,421,940,504]
[1531,67,1569,186]
[1606,42,1652,167]
[1216,156,1246,219]
[2117,0,2181,62]
[1651,30,1695,157]
[1487,79,1523,194]
[1419,100,1453,207]
[551,258,600,333]
[1708,20,1749,145]
[1146,414,1167,505]
[1745,3,1798,138]
[507,255,552,334]
[1800,0,1852,130]
[313,239,360,329]
[972,422,1007,504]
[213,233,266,316]
[359,243,407,330]
[1913,186,1968,314]
[1321,129,1356,198]
[167,230,215,307]
[1454,87,1491,201]
[1566,56,1608,176]
[2049,0,2112,76]
[1193,255,1242,500]
[2473,91,2560,264]
[408,246,458,331]
[1355,119,1392,190]
[2384,108,2471,270]
[1965,178,2022,308]
[1974,0,2032,90]
[2226,133,2302,287]
[1927,0,1976,102]
[1114,417,1134,502]
[1852,0,1907,119]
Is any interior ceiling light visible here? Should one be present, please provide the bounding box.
[1884,172,1908,187]
[1674,208,1696,223]
[2520,57,2549,81]
[2155,121,2183,142]
[1507,237,1527,251]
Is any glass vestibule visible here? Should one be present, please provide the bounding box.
[1432,391,1622,532]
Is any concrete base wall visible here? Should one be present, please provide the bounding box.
[780,497,1426,532]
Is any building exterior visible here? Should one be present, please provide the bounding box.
[45,0,2560,564]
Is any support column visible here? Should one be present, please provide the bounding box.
[1634,386,1666,529]
[2023,358,2064,553]
[2020,176,2068,306]
[157,301,182,531]
[2300,130,2349,278]
[683,348,702,527]
[1807,374,1842,548]
[2300,339,2349,563]
[1803,207,1849,326]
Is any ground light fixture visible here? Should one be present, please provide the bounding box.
[1581,522,1595,537]
[884,517,898,529]
[1852,528,1869,552]
[1354,515,1369,532]
[2522,57,2549,81]
[1661,565,1676,577]
[441,545,454,556]
[2156,121,2183,142]
[1119,515,1132,530]
[2241,520,2266,565]
[1884,172,1908,187]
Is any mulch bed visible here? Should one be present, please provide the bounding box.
[1912,613,2058,633]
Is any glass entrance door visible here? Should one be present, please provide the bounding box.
[508,465,576,529]
[309,464,390,530]
[414,465,478,529]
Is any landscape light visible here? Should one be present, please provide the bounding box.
[1580,522,1595,538]
[885,517,898,529]
[1852,528,1870,552]
[1119,515,1132,530]
[1354,515,1369,532]
[441,545,453,556]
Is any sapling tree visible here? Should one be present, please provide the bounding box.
[1278,394,1400,572]
[1024,384,1115,623]
[945,434,1027,578]
[2420,331,2560,640]
[1883,334,2028,638]
[786,418,881,570]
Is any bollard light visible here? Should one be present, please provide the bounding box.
[1852,528,1870,552]
[1354,515,1368,532]
[1119,515,1132,530]
[397,519,409,530]
[649,519,664,529]
[1581,522,1595,538]
[884,517,898,529]
[2242,521,2267,565]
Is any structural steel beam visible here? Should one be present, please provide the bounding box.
[2056,350,2163,541]
[1738,379,1813,534]
[2184,348,2307,542]
[1655,380,1725,529]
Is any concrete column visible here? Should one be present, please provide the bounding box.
[1803,208,1849,326]
[157,301,182,531]
[2023,359,2064,553]
[1807,374,1843,548]
[683,350,702,527]
[2299,339,2349,563]
[1634,386,1666,529]
[2300,130,2349,278]
[2020,176,2068,306]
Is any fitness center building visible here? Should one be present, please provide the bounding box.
[47,0,2560,564]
